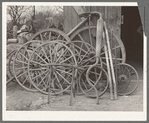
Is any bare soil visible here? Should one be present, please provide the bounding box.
[6,80,143,111]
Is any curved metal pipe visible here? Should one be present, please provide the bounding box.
[86,14,104,104]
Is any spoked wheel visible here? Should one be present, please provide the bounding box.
[71,40,102,94]
[28,41,77,95]
[30,28,71,43]
[114,63,139,96]
[79,65,108,98]
[70,26,126,66]
[7,50,17,84]
[13,40,42,91]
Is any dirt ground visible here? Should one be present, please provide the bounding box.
[6,80,143,111]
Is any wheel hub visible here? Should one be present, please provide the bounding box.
[118,74,128,82]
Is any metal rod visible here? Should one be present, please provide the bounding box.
[103,32,114,100]
[114,45,118,98]
[104,22,118,100]
[48,66,52,104]
[70,68,74,106]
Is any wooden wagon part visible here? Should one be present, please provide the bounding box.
[13,40,43,92]
[27,41,77,95]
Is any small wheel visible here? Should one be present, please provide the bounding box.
[13,40,42,91]
[114,63,139,96]
[28,41,77,95]
[71,40,103,94]
[30,28,71,43]
[7,50,17,84]
[71,40,97,93]
[79,65,108,98]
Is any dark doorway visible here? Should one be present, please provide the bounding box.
[121,7,143,79]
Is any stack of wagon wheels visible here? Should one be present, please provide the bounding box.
[11,28,78,95]
[6,13,139,101]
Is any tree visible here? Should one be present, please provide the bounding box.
[7,5,32,26]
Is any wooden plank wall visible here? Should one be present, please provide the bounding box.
[64,6,82,33]
[64,6,121,37]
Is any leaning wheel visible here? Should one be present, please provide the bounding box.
[30,28,71,43]
[79,65,108,98]
[114,63,139,96]
[7,50,17,84]
[71,40,102,94]
[28,41,77,95]
[70,26,126,66]
[13,40,42,91]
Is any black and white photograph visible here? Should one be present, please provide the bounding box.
[2,2,147,121]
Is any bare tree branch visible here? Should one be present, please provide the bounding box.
[7,5,32,25]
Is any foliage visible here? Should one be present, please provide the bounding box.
[7,6,64,39]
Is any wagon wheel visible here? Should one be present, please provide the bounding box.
[80,65,108,98]
[13,40,42,91]
[114,63,139,96]
[7,50,17,84]
[70,26,126,66]
[28,41,77,95]
[30,28,71,43]
[71,40,102,94]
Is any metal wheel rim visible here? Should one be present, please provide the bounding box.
[114,63,139,96]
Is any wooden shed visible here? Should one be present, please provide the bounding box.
[63,6,143,79]
[64,6,122,37]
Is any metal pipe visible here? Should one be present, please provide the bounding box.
[103,32,114,100]
[86,14,104,104]
[104,22,118,100]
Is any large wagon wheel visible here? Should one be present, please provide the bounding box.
[28,41,77,95]
[7,50,17,84]
[70,26,126,66]
[82,65,109,98]
[13,40,42,91]
[30,28,71,43]
[114,63,139,96]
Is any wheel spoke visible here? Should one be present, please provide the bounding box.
[54,72,63,90]
[22,76,29,85]
[32,69,49,80]
[40,34,44,41]
[29,60,46,66]
[15,66,27,70]
[36,70,50,87]
[56,68,73,75]
[55,71,71,85]
[57,35,60,40]
[18,52,29,61]
[15,59,28,65]
[55,48,69,63]
[81,78,88,91]
[16,71,27,79]
[29,67,48,71]
[88,28,93,48]
[34,51,49,64]
[89,70,101,76]
[59,55,73,64]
